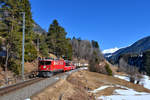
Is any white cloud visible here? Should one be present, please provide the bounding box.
[102,47,119,54]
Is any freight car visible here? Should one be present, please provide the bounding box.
[64,60,76,71]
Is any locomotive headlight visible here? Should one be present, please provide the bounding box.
[43,66,46,68]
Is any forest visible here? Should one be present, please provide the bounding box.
[0,0,104,75]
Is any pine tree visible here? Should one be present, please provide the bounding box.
[143,50,150,76]
[20,0,37,61]
[0,0,37,75]
[46,19,72,59]
[38,34,49,57]
[92,40,99,48]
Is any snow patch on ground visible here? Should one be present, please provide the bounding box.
[140,75,150,90]
[114,74,150,90]
[79,67,88,70]
[24,98,30,100]
[55,77,59,80]
[91,86,113,93]
[97,85,150,100]
[114,85,149,95]
[98,94,150,100]
[114,75,129,81]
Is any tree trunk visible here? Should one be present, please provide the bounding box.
[136,80,140,84]
[5,44,9,85]
[130,76,135,83]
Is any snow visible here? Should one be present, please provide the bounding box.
[55,77,59,80]
[114,85,149,95]
[79,67,88,70]
[140,75,150,90]
[91,86,113,93]
[90,82,150,100]
[24,98,30,100]
[97,85,150,100]
[90,73,150,100]
[98,94,150,100]
[114,74,150,90]
[114,75,129,81]
[102,47,119,54]
[106,55,112,58]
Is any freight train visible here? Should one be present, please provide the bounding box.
[37,57,76,77]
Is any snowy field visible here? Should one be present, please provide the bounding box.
[114,74,150,90]
[140,75,150,90]
[97,85,150,100]
[90,74,150,100]
[98,92,150,100]
[90,84,150,100]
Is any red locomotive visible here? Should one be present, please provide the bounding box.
[38,57,76,77]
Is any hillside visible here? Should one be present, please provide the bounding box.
[33,22,47,34]
[31,69,150,100]
[109,36,150,63]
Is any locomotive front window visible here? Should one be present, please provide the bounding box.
[40,61,51,65]
[45,61,51,65]
[40,61,45,65]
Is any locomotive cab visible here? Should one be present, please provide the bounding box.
[38,57,65,77]
[38,58,53,77]
[39,61,51,71]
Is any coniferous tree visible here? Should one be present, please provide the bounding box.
[46,19,72,59]
[143,50,150,76]
[0,0,37,74]
[92,40,99,48]
[38,34,49,57]
[21,0,37,61]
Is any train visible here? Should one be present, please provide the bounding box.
[37,57,76,77]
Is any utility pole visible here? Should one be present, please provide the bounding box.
[22,12,25,80]
[37,34,39,52]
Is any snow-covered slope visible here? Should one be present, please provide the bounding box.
[114,74,150,90]
[103,47,119,58]
[102,47,119,54]
[98,85,150,100]
[91,75,150,100]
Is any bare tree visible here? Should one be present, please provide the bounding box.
[119,58,141,83]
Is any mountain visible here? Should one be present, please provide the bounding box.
[33,22,47,34]
[103,47,119,58]
[109,36,150,63]
[102,47,119,54]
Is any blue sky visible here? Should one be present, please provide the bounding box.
[30,0,150,50]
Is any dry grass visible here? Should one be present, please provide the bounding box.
[96,87,125,96]
[32,70,150,100]
[31,78,94,100]
[105,60,127,76]
[32,79,75,100]
[24,61,37,73]
[67,70,150,97]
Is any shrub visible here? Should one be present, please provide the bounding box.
[25,43,38,62]
[8,59,21,75]
[105,63,113,76]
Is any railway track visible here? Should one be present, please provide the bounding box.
[0,70,68,97]
[0,67,86,100]
[0,78,44,96]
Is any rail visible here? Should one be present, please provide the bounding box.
[0,78,44,96]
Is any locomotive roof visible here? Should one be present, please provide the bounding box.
[39,57,64,61]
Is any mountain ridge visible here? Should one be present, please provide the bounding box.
[108,36,150,63]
